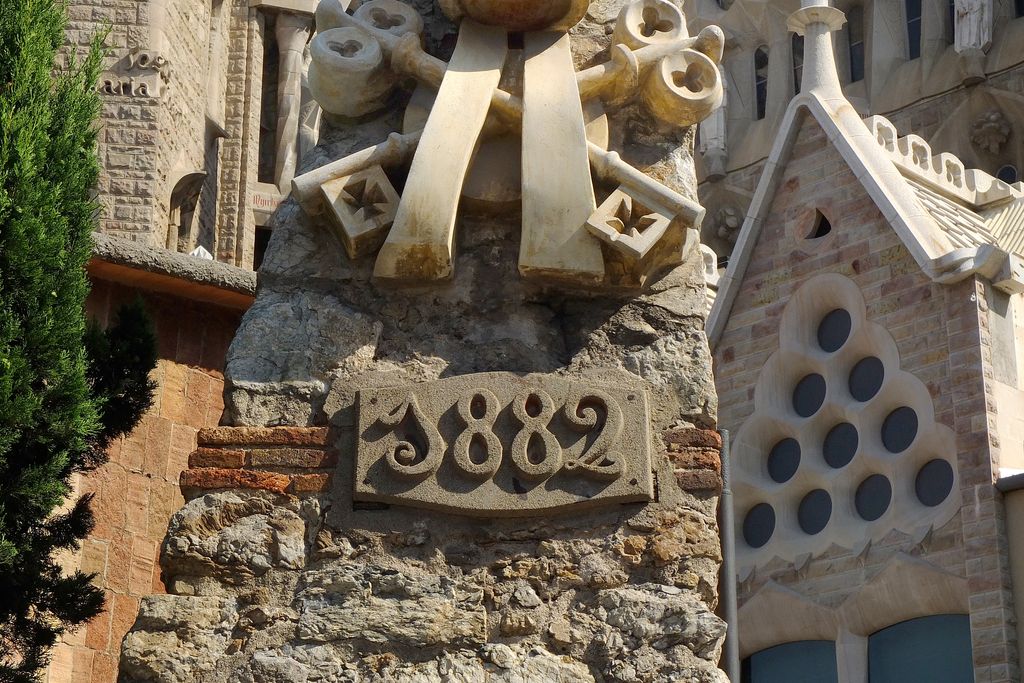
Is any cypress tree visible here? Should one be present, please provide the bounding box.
[0,1,156,679]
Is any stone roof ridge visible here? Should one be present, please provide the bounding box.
[864,115,1024,209]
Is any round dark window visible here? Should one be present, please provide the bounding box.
[855,474,892,521]
[849,356,884,402]
[793,374,827,417]
[767,438,801,483]
[817,308,852,353]
[882,407,918,453]
[916,459,955,507]
[798,489,832,535]
[823,422,858,469]
[743,503,776,549]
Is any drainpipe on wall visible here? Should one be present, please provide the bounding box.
[719,429,740,681]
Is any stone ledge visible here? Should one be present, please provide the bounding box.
[89,233,256,310]
[662,428,722,450]
[198,426,330,447]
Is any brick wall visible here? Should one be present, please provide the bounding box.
[714,112,1018,680]
[44,279,244,683]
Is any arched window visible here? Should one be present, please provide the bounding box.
[755,45,769,119]
[868,615,973,682]
[792,34,804,94]
[166,173,206,253]
[906,0,922,59]
[741,641,839,683]
[946,0,955,44]
[997,164,1019,184]
[848,5,865,81]
[1017,0,1024,19]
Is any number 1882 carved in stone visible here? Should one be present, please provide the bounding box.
[355,373,654,516]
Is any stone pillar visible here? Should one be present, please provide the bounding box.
[120,2,730,681]
[274,12,312,190]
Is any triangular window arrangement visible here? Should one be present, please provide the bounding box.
[808,210,832,239]
[732,274,960,574]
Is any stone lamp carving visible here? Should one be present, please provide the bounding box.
[296,0,725,287]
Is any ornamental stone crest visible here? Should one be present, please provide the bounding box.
[294,0,724,286]
[355,373,654,515]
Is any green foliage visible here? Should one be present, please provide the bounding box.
[0,1,156,679]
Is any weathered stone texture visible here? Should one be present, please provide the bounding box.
[120,2,725,681]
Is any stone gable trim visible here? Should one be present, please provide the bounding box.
[707,89,1019,349]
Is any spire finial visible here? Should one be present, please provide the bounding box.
[787,0,846,95]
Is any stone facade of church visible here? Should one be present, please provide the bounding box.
[705,1,1024,680]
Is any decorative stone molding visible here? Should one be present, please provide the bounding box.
[866,114,1023,208]
[295,0,725,287]
[99,48,172,98]
[354,373,655,516]
[733,274,961,573]
[970,109,1012,155]
[739,554,968,658]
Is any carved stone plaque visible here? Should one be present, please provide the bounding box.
[355,373,654,516]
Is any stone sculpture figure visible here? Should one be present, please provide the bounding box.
[120,2,731,681]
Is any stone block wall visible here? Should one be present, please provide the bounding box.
[44,278,244,683]
[713,113,1018,680]
[63,0,269,264]
[216,2,265,267]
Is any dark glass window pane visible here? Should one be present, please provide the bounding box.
[848,6,865,82]
[798,489,832,535]
[906,0,922,59]
[1017,0,1024,18]
[850,42,865,81]
[869,615,973,683]
[916,459,955,507]
[745,641,839,683]
[792,34,804,94]
[856,474,892,521]
[744,503,776,548]
[882,407,918,453]
[817,309,851,352]
[849,356,885,401]
[755,46,769,119]
[768,438,801,483]
[823,422,858,469]
[793,374,826,417]
[997,165,1019,184]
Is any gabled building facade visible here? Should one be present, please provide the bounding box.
[709,2,1024,680]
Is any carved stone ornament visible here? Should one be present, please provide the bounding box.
[355,373,654,516]
[295,0,725,286]
[970,109,1011,155]
[320,165,401,259]
[99,48,172,98]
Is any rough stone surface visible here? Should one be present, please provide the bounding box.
[122,2,725,681]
